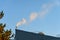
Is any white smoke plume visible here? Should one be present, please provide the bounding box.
[30,12,38,22]
[16,18,27,28]
[29,1,59,21]
[16,1,60,28]
[29,3,53,20]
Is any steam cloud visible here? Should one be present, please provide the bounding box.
[30,12,38,22]
[30,3,53,20]
[16,1,60,28]
[16,18,26,28]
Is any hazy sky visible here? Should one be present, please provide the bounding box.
[0,0,60,36]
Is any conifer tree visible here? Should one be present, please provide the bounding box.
[0,11,14,40]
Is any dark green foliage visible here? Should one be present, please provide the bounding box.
[0,23,3,26]
[0,11,4,19]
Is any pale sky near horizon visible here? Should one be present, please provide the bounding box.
[0,0,60,37]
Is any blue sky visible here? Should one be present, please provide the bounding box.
[0,0,60,37]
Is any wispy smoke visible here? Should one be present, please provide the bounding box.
[39,1,60,18]
[39,3,53,18]
[30,12,38,22]
[30,3,53,20]
[16,1,60,27]
[16,18,27,28]
[29,1,60,21]
[55,0,60,6]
